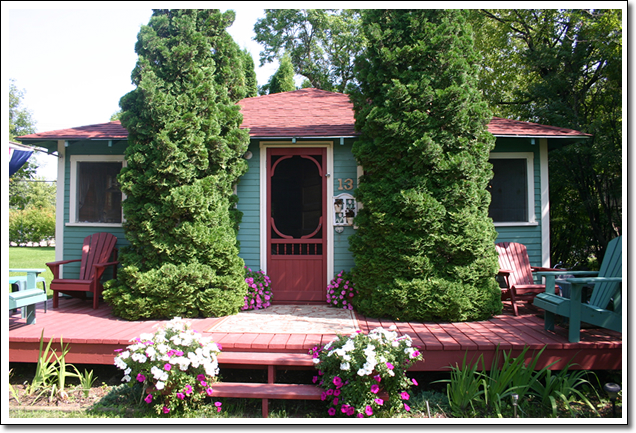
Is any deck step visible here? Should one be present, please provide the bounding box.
[212,382,322,400]
[212,382,322,418]
[217,352,315,367]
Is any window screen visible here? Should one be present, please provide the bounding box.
[77,162,123,223]
[488,158,528,222]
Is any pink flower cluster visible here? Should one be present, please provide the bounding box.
[144,376,221,415]
[326,271,358,310]
[242,267,273,311]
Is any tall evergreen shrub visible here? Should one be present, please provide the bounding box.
[103,10,251,320]
[349,10,502,322]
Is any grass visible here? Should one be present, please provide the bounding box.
[9,246,55,296]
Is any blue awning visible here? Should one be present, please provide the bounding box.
[9,142,34,176]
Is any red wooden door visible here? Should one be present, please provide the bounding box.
[267,147,327,302]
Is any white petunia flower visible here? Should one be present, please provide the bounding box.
[340,362,350,371]
[155,381,165,390]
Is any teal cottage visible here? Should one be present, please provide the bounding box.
[18,88,590,303]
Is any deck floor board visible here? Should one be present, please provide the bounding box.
[9,298,621,371]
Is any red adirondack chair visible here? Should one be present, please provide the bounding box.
[495,242,559,316]
[47,233,119,309]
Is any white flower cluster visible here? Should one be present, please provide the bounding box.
[114,317,221,383]
[322,326,420,377]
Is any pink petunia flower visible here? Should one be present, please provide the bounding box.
[164,363,171,371]
[373,375,382,383]
[197,374,206,382]
[386,362,394,370]
[333,397,339,405]
[334,389,341,397]
[404,404,411,412]
[333,376,343,387]
[176,392,185,400]
[365,405,373,416]
[184,384,193,395]
[215,401,222,412]
[328,407,336,416]
[375,398,384,405]
[144,393,152,404]
[401,392,410,400]
[163,406,170,414]
[206,387,214,397]
[412,378,419,386]
[136,373,146,383]
[370,384,380,394]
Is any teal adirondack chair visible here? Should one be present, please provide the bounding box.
[533,236,622,342]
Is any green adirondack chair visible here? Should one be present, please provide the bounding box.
[533,236,622,342]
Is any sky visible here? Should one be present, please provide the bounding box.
[3,3,280,181]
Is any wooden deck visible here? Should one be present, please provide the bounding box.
[8,298,621,371]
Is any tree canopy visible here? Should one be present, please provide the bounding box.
[254,9,365,92]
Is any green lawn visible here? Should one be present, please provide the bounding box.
[9,246,55,296]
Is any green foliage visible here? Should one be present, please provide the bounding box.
[241,48,258,98]
[9,205,55,246]
[9,78,37,141]
[78,369,97,398]
[437,346,599,418]
[26,331,79,403]
[254,9,365,92]
[473,9,622,265]
[349,10,501,322]
[103,9,250,320]
[266,53,296,94]
[439,353,484,416]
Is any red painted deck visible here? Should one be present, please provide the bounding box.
[9,298,621,371]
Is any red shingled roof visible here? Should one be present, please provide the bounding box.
[17,89,590,140]
[18,121,128,141]
[488,117,590,137]
[238,88,358,137]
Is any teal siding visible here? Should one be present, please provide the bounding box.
[332,139,358,274]
[61,140,128,277]
[236,140,261,271]
[57,135,546,282]
[491,138,543,267]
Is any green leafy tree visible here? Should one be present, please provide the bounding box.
[473,9,622,266]
[103,9,250,320]
[349,9,501,322]
[266,54,296,94]
[9,79,38,180]
[254,9,365,92]
[241,48,258,98]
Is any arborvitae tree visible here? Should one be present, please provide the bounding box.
[349,10,502,322]
[103,10,250,320]
[268,54,296,94]
[241,48,258,98]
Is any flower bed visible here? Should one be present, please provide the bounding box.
[326,270,357,310]
[242,267,273,310]
[309,326,423,417]
[114,318,223,415]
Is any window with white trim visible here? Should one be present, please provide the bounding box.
[69,155,126,225]
[488,153,536,225]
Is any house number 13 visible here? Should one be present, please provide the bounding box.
[337,178,354,190]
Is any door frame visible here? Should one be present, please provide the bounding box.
[259,141,334,286]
